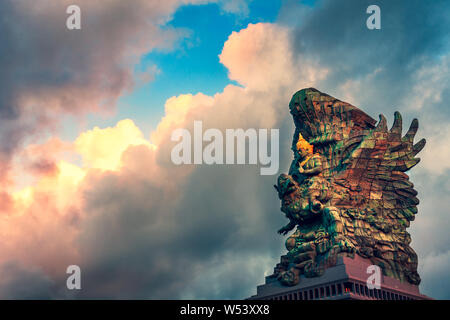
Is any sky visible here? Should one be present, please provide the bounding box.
[0,0,449,299]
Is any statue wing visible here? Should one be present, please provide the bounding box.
[335,111,426,224]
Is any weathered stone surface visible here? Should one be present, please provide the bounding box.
[272,88,426,287]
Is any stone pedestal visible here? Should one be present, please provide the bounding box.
[248,255,431,300]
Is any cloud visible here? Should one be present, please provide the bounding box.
[219,23,326,91]
[0,0,196,181]
[1,1,449,300]
[75,119,155,171]
[219,0,251,17]
[418,250,450,299]
[409,169,450,264]
[220,23,294,90]
[286,0,450,113]
[0,159,84,280]
[17,137,73,180]
[0,262,57,300]
[73,22,303,299]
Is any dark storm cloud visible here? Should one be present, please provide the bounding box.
[0,262,56,299]
[410,169,450,259]
[0,0,182,180]
[177,136,295,299]
[71,120,293,299]
[413,168,450,299]
[283,0,450,115]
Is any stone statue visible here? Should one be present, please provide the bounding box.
[272,88,426,287]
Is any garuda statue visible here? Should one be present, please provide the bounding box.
[272,88,426,287]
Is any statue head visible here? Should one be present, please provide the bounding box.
[296,133,313,157]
